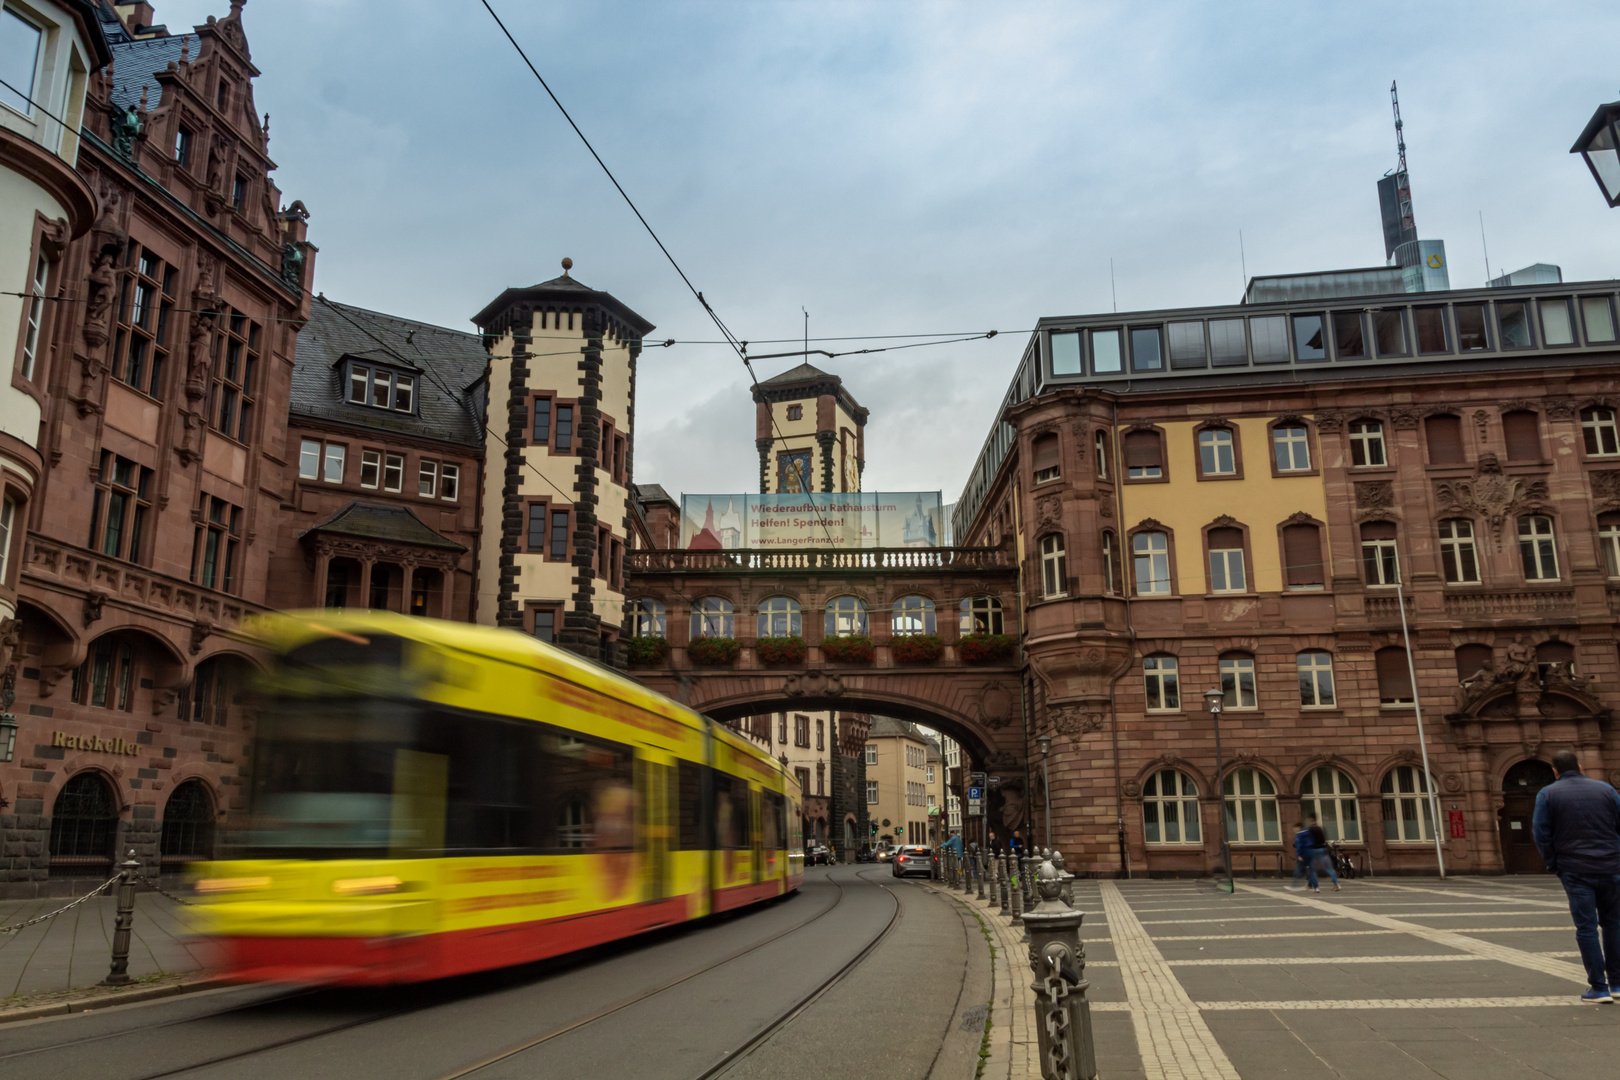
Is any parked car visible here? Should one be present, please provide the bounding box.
[891,845,935,879]
[874,846,895,863]
[808,845,832,866]
[854,846,876,863]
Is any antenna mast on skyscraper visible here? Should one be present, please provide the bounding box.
[1390,80,1415,235]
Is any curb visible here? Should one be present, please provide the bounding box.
[0,976,227,1025]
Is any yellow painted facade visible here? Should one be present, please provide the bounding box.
[761,396,863,494]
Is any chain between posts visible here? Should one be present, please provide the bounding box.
[0,873,121,934]
[1043,954,1073,1080]
[136,872,194,906]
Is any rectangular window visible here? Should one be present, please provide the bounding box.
[1498,301,1533,348]
[1209,318,1248,366]
[0,497,13,585]
[1503,411,1541,461]
[1425,414,1466,464]
[1102,532,1120,595]
[1220,656,1256,709]
[1208,547,1245,593]
[440,463,460,501]
[1454,304,1490,351]
[1376,650,1415,706]
[1272,425,1311,471]
[298,438,320,479]
[1518,516,1558,580]
[533,399,552,444]
[1091,329,1122,373]
[1600,522,1620,579]
[1349,421,1386,467]
[0,9,42,115]
[1332,311,1366,359]
[1583,297,1617,343]
[532,609,555,642]
[110,249,171,398]
[1250,315,1289,364]
[191,495,242,592]
[1372,309,1408,356]
[1582,408,1620,456]
[1361,522,1400,586]
[231,175,247,210]
[550,510,569,560]
[1541,299,1575,345]
[21,253,48,380]
[1129,327,1162,372]
[1143,656,1179,712]
[1438,519,1480,584]
[90,452,153,563]
[322,443,345,483]
[418,460,437,497]
[865,745,877,766]
[1292,314,1326,361]
[359,449,381,488]
[1167,321,1206,368]
[174,126,192,166]
[1133,532,1171,595]
[1414,306,1448,353]
[349,365,368,403]
[1197,429,1235,475]
[1050,331,1081,375]
[383,453,403,492]
[1040,534,1067,598]
[394,375,414,412]
[795,715,809,747]
[211,308,259,442]
[866,781,879,805]
[527,504,546,551]
[1123,430,1162,479]
[1298,653,1335,708]
[555,405,574,452]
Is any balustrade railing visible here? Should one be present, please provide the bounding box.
[1443,590,1575,618]
[628,546,1015,573]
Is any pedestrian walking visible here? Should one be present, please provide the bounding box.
[1531,749,1620,1005]
[1286,820,1318,892]
[1306,814,1341,892]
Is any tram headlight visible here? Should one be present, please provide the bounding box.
[195,876,272,894]
[332,876,403,896]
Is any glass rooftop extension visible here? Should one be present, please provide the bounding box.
[952,280,1620,543]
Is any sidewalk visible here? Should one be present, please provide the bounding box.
[0,885,209,1006]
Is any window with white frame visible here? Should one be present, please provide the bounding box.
[1102,531,1121,595]
[20,253,48,381]
[690,596,734,638]
[1143,655,1180,712]
[824,595,868,636]
[0,496,13,584]
[1040,534,1067,598]
[1360,521,1399,585]
[631,598,666,637]
[1219,655,1256,709]
[0,8,44,117]
[1380,765,1436,842]
[892,594,936,635]
[1581,406,1620,456]
[1299,767,1360,842]
[1272,424,1311,471]
[757,596,801,637]
[382,453,403,492]
[348,362,416,414]
[1094,429,1108,479]
[359,449,381,489]
[926,765,935,783]
[1206,527,1245,593]
[1439,518,1480,584]
[1297,651,1336,707]
[1133,531,1171,594]
[298,438,320,479]
[865,745,877,766]
[1142,768,1200,845]
[959,596,1003,635]
[866,780,878,804]
[1197,428,1236,475]
[1518,515,1559,580]
[1349,420,1387,467]
[439,463,460,501]
[323,443,345,484]
[1600,515,1620,578]
[1223,768,1280,844]
[417,460,437,497]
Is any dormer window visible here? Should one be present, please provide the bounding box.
[346,363,416,414]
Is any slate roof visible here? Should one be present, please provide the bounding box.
[292,297,486,449]
[471,267,656,339]
[751,360,867,420]
[98,4,195,111]
[301,502,466,551]
[760,362,833,386]
[866,715,920,740]
[633,482,676,508]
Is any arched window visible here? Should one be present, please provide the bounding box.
[691,597,735,639]
[1375,647,1415,706]
[959,596,1003,635]
[1297,651,1336,707]
[1299,767,1360,842]
[1197,427,1236,476]
[1349,419,1386,466]
[49,773,118,872]
[1535,639,1576,681]
[1206,526,1246,593]
[1599,512,1620,578]
[1222,768,1280,844]
[1380,765,1436,843]
[160,780,215,865]
[1142,768,1200,845]
[631,598,667,637]
[1143,655,1179,712]
[824,596,868,637]
[1438,519,1479,583]
[1032,433,1061,483]
[1039,534,1067,598]
[757,596,802,637]
[891,595,936,635]
[1123,430,1163,479]
[1517,515,1558,580]
[1132,531,1170,594]
[185,655,251,726]
[1360,521,1400,585]
[1502,410,1541,461]
[1218,653,1256,709]
[1281,522,1323,590]
[1424,414,1466,464]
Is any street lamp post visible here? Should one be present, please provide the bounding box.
[1572,100,1620,208]
[1202,688,1235,894]
[1036,734,1053,851]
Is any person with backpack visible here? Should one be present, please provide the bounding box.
[1532,750,1620,1004]
[1306,813,1341,892]
[1286,820,1318,892]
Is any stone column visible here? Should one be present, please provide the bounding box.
[402,562,417,615]
[440,561,457,620]
[358,556,375,610]
[311,548,331,608]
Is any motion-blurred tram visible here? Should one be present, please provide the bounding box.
[188,611,803,985]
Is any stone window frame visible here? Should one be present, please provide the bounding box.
[1358,519,1402,587]
[1031,430,1062,485]
[1191,418,1244,482]
[526,600,564,644]
[1265,416,1319,478]
[1437,517,1483,585]
[1296,650,1337,709]
[1200,517,1255,597]
[1274,513,1330,593]
[1516,512,1561,582]
[1037,532,1069,599]
[1141,653,1182,714]
[1597,511,1620,579]
[1221,765,1283,846]
[1578,403,1620,460]
[1217,651,1258,711]
[12,213,64,406]
[1499,407,1546,463]
[1347,416,1392,470]
[1421,411,1470,467]
[1126,521,1179,598]
[1121,424,1170,486]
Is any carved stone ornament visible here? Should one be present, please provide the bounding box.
[1442,773,1464,793]
[0,617,18,676]
[1313,409,1344,433]
[1497,399,1539,415]
[782,671,845,699]
[1035,494,1062,533]
[1283,510,1316,526]
[1134,517,1166,532]
[1049,704,1103,741]
[1210,514,1240,529]
[1544,397,1577,421]
[1068,422,1089,455]
[1099,500,1114,519]
[1354,481,1394,510]
[190,619,213,655]
[1473,409,1491,433]
[82,590,107,628]
[978,682,1014,729]
[1390,406,1421,431]
[1590,471,1620,510]
[1433,466,1550,551]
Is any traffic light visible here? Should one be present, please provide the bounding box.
[895,826,905,835]
[870,821,878,835]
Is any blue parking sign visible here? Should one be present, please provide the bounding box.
[967,786,982,800]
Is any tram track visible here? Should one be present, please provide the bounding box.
[0,871,865,1080]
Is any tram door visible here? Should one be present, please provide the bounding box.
[750,788,764,886]
[635,759,672,901]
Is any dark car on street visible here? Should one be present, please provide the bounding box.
[890,845,935,879]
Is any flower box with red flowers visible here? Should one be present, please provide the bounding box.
[688,636,742,667]
[756,636,807,666]
[627,634,669,666]
[889,634,944,664]
[819,635,875,665]
[958,633,1014,664]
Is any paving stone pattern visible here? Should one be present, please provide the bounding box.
[0,888,205,1001]
[957,872,1616,1080]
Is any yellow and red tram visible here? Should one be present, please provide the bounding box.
[188,611,803,985]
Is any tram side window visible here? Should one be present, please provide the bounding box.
[677,759,706,849]
[767,792,787,852]
[537,731,635,852]
[712,771,752,850]
[423,711,544,852]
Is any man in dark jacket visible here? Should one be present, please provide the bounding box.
[1532,750,1620,1004]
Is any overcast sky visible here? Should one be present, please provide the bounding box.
[161,1,1620,502]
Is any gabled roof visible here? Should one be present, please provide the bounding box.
[98,3,193,110]
[300,502,467,551]
[760,361,832,386]
[750,360,868,422]
[866,715,919,740]
[471,265,655,340]
[292,297,485,448]
[633,482,677,508]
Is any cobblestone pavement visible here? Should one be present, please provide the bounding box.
[0,888,206,1002]
[955,871,1616,1080]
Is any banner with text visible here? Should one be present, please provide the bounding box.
[679,493,944,549]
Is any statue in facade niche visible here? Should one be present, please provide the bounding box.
[280,241,304,285]
[1504,635,1533,682]
[108,104,140,156]
[82,248,119,347]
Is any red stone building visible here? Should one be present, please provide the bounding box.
[955,281,1620,876]
[3,3,313,896]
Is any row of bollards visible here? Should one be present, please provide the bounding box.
[939,843,1096,1080]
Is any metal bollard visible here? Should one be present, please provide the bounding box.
[1011,860,1024,926]
[1024,859,1098,1080]
[1053,849,1074,906]
[102,849,140,986]
[1022,855,1036,907]
[999,854,1011,913]
[975,847,986,900]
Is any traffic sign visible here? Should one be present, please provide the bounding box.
[970,771,986,784]
[967,786,982,800]
[987,775,1001,787]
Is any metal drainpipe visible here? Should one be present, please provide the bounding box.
[1110,397,1137,879]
